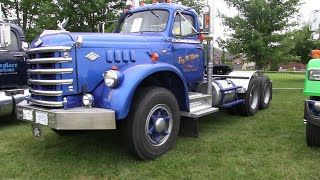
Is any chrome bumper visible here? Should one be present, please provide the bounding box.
[16,101,116,130]
[0,89,29,117]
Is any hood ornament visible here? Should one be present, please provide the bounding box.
[57,17,69,31]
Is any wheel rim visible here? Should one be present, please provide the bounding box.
[249,85,259,110]
[263,83,271,104]
[145,104,173,146]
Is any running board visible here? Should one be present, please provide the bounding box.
[181,92,219,118]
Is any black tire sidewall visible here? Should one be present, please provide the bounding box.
[241,77,260,116]
[258,76,271,109]
[129,87,180,160]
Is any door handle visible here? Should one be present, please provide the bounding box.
[14,54,24,57]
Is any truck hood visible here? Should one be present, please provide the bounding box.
[30,32,153,99]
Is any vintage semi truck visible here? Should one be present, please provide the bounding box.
[304,10,320,147]
[0,3,29,119]
[16,2,272,160]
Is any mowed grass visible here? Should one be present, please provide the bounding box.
[1,90,320,179]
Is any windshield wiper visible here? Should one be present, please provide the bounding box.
[147,7,163,22]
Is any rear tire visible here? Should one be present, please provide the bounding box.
[121,86,180,160]
[239,77,260,116]
[306,122,320,147]
[258,76,272,109]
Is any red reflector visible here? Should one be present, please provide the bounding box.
[312,50,320,59]
[151,53,159,62]
[111,66,119,70]
[199,34,204,42]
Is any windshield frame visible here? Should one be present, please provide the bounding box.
[118,9,170,34]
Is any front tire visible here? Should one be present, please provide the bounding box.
[122,86,180,160]
[306,122,320,147]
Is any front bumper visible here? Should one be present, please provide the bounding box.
[304,100,320,126]
[0,89,29,117]
[16,101,116,130]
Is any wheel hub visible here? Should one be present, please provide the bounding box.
[155,118,166,133]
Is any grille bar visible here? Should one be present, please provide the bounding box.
[27,46,72,53]
[29,79,73,85]
[28,98,63,107]
[27,68,73,75]
[27,57,72,64]
[29,89,63,96]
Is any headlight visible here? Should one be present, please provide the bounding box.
[103,70,123,87]
[82,94,94,107]
[309,69,320,80]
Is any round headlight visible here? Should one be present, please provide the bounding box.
[82,94,94,107]
[104,70,118,87]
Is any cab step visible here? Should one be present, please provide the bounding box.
[180,92,219,118]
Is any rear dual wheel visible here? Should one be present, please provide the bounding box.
[239,76,260,116]
[257,76,272,109]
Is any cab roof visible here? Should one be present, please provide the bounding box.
[130,3,197,15]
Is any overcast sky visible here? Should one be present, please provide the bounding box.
[213,0,318,46]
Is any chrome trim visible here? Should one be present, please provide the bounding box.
[29,89,63,96]
[16,101,116,130]
[27,68,73,75]
[28,79,73,85]
[27,57,72,64]
[172,39,200,44]
[27,46,72,53]
[28,98,63,107]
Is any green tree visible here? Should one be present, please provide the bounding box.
[218,0,301,70]
[289,24,320,64]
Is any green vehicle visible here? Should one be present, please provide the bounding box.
[304,10,320,147]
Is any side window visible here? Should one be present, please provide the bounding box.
[172,13,195,37]
[7,30,19,51]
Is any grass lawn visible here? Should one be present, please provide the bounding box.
[1,90,319,179]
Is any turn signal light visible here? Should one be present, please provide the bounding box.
[199,34,205,42]
[312,50,320,59]
[111,66,119,70]
[206,15,210,26]
[151,53,159,62]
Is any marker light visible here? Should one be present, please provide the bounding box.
[199,34,205,42]
[309,69,320,81]
[151,53,159,62]
[312,50,320,59]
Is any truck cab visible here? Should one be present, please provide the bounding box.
[304,10,320,147]
[16,3,271,160]
[0,18,29,118]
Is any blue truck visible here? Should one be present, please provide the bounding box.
[16,3,272,160]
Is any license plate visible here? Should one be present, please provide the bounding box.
[35,111,48,126]
[23,109,33,121]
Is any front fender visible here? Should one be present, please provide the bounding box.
[95,63,189,120]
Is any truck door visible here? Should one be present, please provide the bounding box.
[0,27,27,88]
[171,12,204,83]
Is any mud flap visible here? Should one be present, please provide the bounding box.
[179,117,198,138]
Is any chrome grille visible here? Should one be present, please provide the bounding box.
[27,46,73,107]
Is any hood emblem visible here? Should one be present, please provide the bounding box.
[85,52,100,61]
[34,38,43,47]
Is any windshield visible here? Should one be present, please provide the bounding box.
[120,10,169,33]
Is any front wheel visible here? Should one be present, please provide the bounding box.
[306,122,320,147]
[121,86,180,160]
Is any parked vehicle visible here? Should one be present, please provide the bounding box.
[0,3,29,119]
[16,2,272,160]
[304,10,320,147]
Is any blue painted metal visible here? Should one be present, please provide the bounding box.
[28,4,205,119]
[222,99,245,108]
[148,108,171,145]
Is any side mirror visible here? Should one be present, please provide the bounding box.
[0,24,11,48]
[310,10,320,32]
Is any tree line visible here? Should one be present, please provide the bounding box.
[2,0,318,68]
